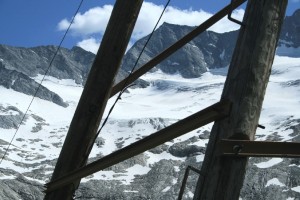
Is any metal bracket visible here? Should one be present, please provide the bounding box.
[257,124,265,129]
[220,139,300,157]
[178,166,203,200]
[228,0,245,26]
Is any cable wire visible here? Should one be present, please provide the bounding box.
[96,0,171,137]
[0,0,84,164]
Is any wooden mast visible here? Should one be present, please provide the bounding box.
[44,1,143,199]
[193,0,288,199]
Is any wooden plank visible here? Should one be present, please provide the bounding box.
[220,139,300,158]
[110,0,247,97]
[193,1,288,199]
[45,100,231,193]
[44,1,143,199]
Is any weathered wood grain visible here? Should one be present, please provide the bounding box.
[44,1,143,199]
[193,0,288,199]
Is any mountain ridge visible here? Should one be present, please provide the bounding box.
[0,8,299,200]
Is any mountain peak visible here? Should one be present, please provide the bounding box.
[278,8,300,49]
[160,22,195,28]
[122,21,238,78]
[292,8,300,17]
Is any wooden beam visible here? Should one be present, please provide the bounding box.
[45,100,231,193]
[44,1,143,199]
[193,0,288,199]
[110,0,247,97]
[220,139,300,158]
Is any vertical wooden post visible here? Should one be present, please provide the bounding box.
[193,0,287,199]
[44,1,143,199]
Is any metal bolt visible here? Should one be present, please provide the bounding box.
[233,144,243,155]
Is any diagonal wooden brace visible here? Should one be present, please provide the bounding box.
[45,100,231,193]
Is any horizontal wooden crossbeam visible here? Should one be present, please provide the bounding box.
[220,139,300,157]
[45,100,231,193]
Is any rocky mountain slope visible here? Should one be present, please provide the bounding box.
[0,8,299,200]
[0,45,138,107]
[122,8,300,78]
[279,9,300,48]
[121,23,238,78]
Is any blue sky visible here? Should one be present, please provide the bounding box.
[0,0,299,53]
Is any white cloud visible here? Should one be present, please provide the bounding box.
[76,37,133,54]
[132,3,214,39]
[59,1,245,52]
[77,38,100,54]
[58,5,113,36]
[135,3,244,35]
[209,9,245,33]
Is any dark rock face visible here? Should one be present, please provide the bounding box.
[168,137,205,157]
[122,9,300,78]
[122,23,238,78]
[241,157,300,200]
[277,9,300,57]
[0,106,24,129]
[106,154,148,173]
[279,9,300,48]
[0,63,68,107]
[128,118,169,131]
[239,119,300,199]
[0,45,148,95]
[148,143,169,154]
[0,45,94,85]
[0,169,44,200]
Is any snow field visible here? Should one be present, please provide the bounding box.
[0,54,299,188]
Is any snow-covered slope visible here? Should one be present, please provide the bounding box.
[0,8,300,199]
[0,53,300,199]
